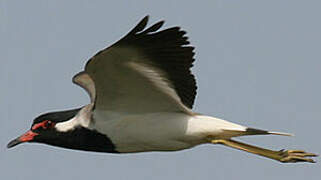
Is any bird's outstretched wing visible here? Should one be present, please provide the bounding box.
[73,16,197,115]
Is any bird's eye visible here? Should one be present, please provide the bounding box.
[45,120,53,128]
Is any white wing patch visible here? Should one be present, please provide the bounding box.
[128,62,193,115]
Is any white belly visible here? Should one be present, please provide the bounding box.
[92,111,247,153]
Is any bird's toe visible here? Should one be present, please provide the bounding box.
[278,149,318,163]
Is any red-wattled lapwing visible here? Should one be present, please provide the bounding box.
[8,16,317,163]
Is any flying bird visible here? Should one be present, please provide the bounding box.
[8,16,317,163]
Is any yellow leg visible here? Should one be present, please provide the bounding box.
[211,139,317,163]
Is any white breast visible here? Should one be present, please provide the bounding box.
[91,112,192,152]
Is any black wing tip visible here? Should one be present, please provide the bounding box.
[143,15,150,21]
[129,16,167,35]
[128,16,149,35]
[128,16,193,41]
[141,15,150,25]
[132,16,163,33]
[142,20,165,34]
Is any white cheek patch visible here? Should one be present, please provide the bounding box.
[55,105,92,132]
[55,116,80,132]
[55,114,90,132]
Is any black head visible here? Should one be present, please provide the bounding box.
[7,108,117,153]
[32,108,81,125]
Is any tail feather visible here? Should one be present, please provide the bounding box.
[245,127,293,136]
[267,131,294,136]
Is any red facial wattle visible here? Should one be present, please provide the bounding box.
[19,130,39,142]
[31,120,55,130]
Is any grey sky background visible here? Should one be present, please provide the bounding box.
[1,1,320,179]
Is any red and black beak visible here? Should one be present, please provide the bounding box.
[7,130,39,148]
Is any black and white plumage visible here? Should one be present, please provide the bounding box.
[8,16,317,163]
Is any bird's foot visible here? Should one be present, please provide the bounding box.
[278,149,318,163]
[209,139,318,163]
